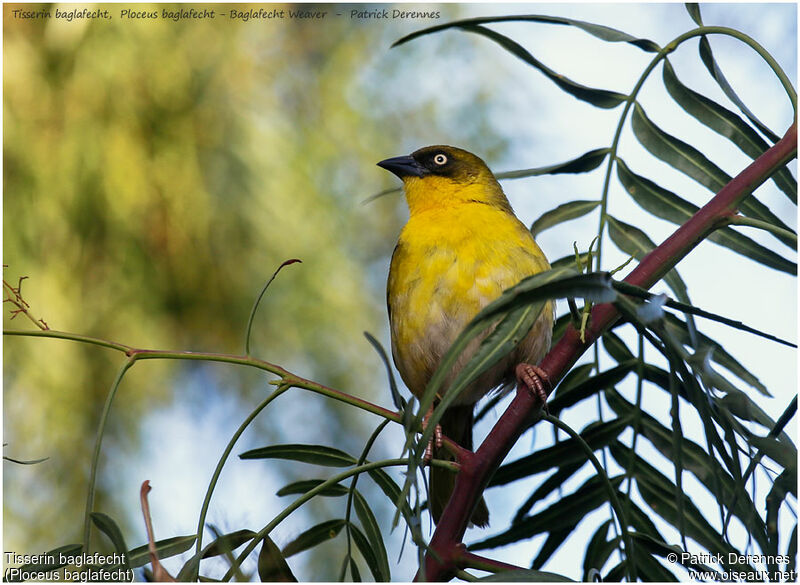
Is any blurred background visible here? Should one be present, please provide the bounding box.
[4,2,796,580]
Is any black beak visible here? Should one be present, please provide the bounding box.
[377,155,424,178]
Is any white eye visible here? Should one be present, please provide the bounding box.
[433,153,448,165]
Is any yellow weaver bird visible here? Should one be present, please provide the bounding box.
[379,145,554,527]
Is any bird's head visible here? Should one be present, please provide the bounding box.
[378,145,512,214]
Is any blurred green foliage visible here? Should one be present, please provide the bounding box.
[3,2,509,566]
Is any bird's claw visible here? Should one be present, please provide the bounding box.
[422,407,443,463]
[516,363,550,408]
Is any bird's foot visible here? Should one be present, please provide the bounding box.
[422,406,443,463]
[515,363,551,409]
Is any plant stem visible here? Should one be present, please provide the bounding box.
[727,215,798,246]
[193,384,291,565]
[341,419,392,580]
[83,358,135,552]
[4,329,132,353]
[244,259,301,356]
[3,329,403,423]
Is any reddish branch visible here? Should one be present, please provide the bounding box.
[418,122,797,581]
[140,481,176,582]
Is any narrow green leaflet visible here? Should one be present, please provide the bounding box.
[630,532,718,574]
[127,535,196,569]
[392,14,659,52]
[282,519,347,558]
[749,436,797,476]
[617,159,796,274]
[175,553,202,581]
[618,492,665,540]
[691,349,766,401]
[602,330,635,363]
[617,299,740,477]
[632,102,730,189]
[637,362,737,474]
[547,361,637,416]
[662,313,768,395]
[498,148,610,180]
[491,417,631,486]
[688,3,785,141]
[606,221,787,409]
[663,59,796,203]
[366,468,402,504]
[663,58,768,157]
[631,103,796,248]
[175,528,259,580]
[604,561,627,581]
[582,520,616,579]
[698,36,781,144]
[685,3,702,25]
[90,513,131,568]
[532,527,578,569]
[277,479,349,497]
[201,529,256,558]
[541,414,637,583]
[471,475,623,550]
[347,556,362,582]
[258,535,297,582]
[634,473,752,573]
[364,331,405,410]
[532,200,602,236]
[550,363,595,404]
[240,444,357,467]
[766,470,794,558]
[718,391,793,445]
[349,522,389,582]
[512,462,585,522]
[366,468,415,526]
[629,550,678,582]
[460,25,627,109]
[353,492,390,581]
[606,215,690,303]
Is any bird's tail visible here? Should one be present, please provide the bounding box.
[430,404,490,527]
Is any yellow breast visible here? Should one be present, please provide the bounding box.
[387,200,551,401]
